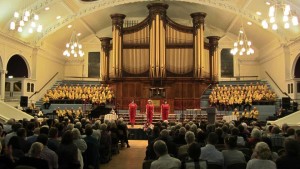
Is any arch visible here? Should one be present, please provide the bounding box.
[6,54,30,78]
[33,0,283,43]
[294,54,300,78]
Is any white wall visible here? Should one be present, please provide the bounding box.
[64,36,101,78]
[0,34,65,103]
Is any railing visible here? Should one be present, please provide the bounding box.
[63,76,101,81]
[222,75,259,81]
[29,72,59,99]
[265,71,284,94]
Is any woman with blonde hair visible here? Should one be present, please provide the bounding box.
[246,142,276,169]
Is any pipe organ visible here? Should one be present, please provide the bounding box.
[103,3,220,80]
[98,3,222,111]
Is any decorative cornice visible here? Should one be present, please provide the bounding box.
[190,12,206,30]
[99,37,112,56]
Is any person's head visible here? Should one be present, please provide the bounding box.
[188,142,201,160]
[254,142,272,160]
[148,99,152,104]
[271,126,281,134]
[164,100,167,104]
[61,130,73,145]
[207,132,218,145]
[48,127,58,138]
[153,140,168,157]
[185,131,195,144]
[251,128,262,139]
[17,128,27,138]
[234,108,238,112]
[85,124,93,136]
[160,129,169,139]
[286,128,295,137]
[231,127,240,136]
[72,128,81,140]
[29,142,44,158]
[284,138,300,156]
[40,126,49,135]
[179,127,186,135]
[36,134,48,146]
[224,136,237,149]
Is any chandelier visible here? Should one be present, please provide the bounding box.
[230,24,254,56]
[262,0,299,30]
[63,30,84,58]
[9,5,42,33]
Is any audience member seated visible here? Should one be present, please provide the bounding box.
[276,138,300,169]
[231,127,245,147]
[16,142,49,169]
[173,127,187,146]
[57,130,81,169]
[269,126,285,151]
[83,124,100,169]
[182,142,207,169]
[36,134,58,169]
[178,131,195,161]
[99,123,112,164]
[222,136,246,169]
[246,128,262,149]
[246,142,276,169]
[150,140,181,169]
[200,132,224,166]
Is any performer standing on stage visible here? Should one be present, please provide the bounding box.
[129,100,137,127]
[161,100,170,121]
[146,99,154,124]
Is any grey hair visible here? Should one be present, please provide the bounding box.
[153,140,168,156]
[251,128,262,139]
[72,128,81,139]
[179,127,186,135]
[100,123,107,131]
[29,142,44,158]
[255,142,272,160]
[185,131,195,144]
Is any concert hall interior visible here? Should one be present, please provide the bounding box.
[1,0,300,169]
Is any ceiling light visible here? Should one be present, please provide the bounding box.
[247,21,252,25]
[56,16,61,20]
[45,7,50,11]
[230,23,254,56]
[266,2,271,5]
[77,33,81,36]
[67,25,72,28]
[256,11,262,16]
[262,0,298,30]
[9,2,43,33]
[63,30,85,58]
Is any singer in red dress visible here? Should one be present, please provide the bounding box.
[161,100,170,121]
[146,99,154,124]
[128,100,137,127]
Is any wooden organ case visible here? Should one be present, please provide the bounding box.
[99,3,220,113]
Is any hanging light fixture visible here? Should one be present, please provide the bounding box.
[63,30,85,58]
[9,1,43,33]
[230,24,254,56]
[262,0,299,30]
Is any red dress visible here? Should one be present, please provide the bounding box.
[129,103,137,124]
[161,103,170,121]
[146,103,154,124]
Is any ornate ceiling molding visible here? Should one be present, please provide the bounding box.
[32,0,286,44]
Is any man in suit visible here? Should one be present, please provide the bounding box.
[150,140,181,169]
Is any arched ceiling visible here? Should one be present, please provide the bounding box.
[0,0,300,56]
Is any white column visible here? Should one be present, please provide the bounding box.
[0,69,6,101]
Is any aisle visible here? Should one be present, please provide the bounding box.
[100,140,148,169]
